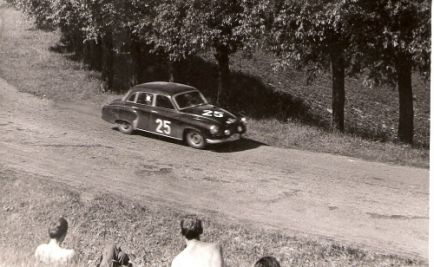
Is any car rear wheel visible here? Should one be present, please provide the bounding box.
[185,130,206,149]
[117,121,133,134]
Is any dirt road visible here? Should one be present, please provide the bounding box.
[0,73,428,261]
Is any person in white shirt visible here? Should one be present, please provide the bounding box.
[35,217,76,265]
[171,216,223,267]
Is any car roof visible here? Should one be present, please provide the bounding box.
[129,82,198,96]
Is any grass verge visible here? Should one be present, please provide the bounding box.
[246,119,429,168]
[0,169,425,267]
[0,5,429,168]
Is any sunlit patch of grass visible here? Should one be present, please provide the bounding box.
[246,118,429,168]
[0,171,425,267]
[0,7,107,105]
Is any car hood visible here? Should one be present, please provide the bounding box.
[182,104,238,124]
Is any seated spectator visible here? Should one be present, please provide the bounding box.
[35,217,76,264]
[171,216,223,267]
[253,256,281,267]
[97,243,133,267]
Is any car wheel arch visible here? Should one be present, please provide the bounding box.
[183,127,199,139]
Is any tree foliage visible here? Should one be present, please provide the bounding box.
[351,0,430,84]
[151,0,198,62]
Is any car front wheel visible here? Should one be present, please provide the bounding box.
[185,130,206,149]
[117,121,134,134]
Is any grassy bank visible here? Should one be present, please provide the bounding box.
[0,169,424,267]
[247,119,428,168]
[0,4,429,168]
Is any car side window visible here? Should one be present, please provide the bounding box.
[155,95,175,110]
[136,93,153,106]
[127,93,137,103]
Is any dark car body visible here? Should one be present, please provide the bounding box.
[102,82,246,148]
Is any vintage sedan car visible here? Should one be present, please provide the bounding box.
[102,82,247,149]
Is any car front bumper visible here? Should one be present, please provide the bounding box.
[206,133,241,144]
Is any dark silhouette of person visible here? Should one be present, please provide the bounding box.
[253,256,281,267]
[97,243,133,267]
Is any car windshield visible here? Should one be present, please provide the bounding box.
[175,91,207,109]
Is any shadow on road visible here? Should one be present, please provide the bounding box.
[112,127,265,153]
[209,138,267,153]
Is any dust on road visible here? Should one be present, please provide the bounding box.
[0,75,428,261]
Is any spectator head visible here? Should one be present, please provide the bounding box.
[180,216,203,240]
[48,217,68,242]
[254,256,281,267]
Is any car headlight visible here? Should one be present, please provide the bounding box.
[210,125,219,134]
[240,117,247,124]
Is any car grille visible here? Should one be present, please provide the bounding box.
[221,123,244,135]
[214,122,245,138]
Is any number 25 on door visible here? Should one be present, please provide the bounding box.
[156,119,171,135]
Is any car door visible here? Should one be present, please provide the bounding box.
[130,92,154,131]
[150,95,183,139]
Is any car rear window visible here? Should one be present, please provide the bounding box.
[137,93,153,106]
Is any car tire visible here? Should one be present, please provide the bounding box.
[117,121,134,134]
[185,130,206,149]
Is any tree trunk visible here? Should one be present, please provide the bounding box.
[168,60,175,82]
[214,45,230,105]
[396,55,414,144]
[91,39,102,71]
[73,32,83,59]
[101,32,114,91]
[130,38,142,86]
[83,40,92,67]
[330,48,345,132]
